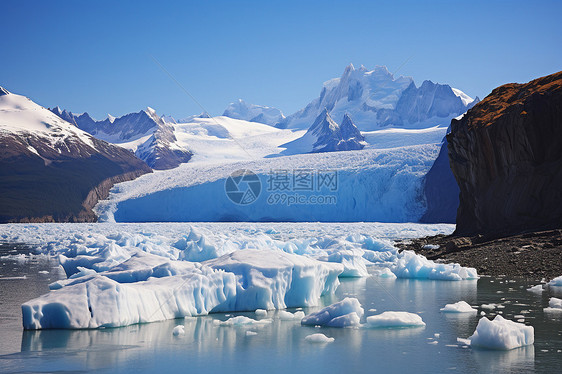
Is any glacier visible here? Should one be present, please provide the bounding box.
[95,144,441,223]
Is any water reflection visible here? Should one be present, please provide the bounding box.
[472,345,535,373]
[4,268,562,374]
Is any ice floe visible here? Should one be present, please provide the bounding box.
[365,311,426,328]
[301,298,364,327]
[440,301,477,313]
[467,315,534,350]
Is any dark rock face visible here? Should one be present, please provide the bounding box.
[0,133,152,223]
[308,110,366,153]
[420,136,459,223]
[447,71,562,236]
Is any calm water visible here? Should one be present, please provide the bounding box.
[1,243,562,373]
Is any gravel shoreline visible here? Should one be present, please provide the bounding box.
[395,229,562,280]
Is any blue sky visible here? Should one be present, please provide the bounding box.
[1,0,561,120]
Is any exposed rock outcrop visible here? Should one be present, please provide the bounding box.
[420,135,459,223]
[447,71,562,236]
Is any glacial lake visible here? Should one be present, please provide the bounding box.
[1,237,562,373]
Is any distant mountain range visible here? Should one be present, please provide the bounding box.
[276,64,479,131]
[2,63,482,222]
[50,107,192,170]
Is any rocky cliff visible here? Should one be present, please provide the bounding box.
[447,71,562,236]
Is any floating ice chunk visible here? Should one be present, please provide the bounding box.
[246,331,258,336]
[375,267,397,278]
[526,284,544,293]
[468,315,534,350]
[301,298,363,327]
[434,333,440,338]
[549,297,562,309]
[278,310,298,320]
[205,249,343,311]
[219,316,272,326]
[457,337,471,346]
[172,325,185,336]
[305,333,334,344]
[548,276,562,287]
[392,250,478,280]
[440,301,477,313]
[422,244,440,250]
[255,309,268,317]
[38,270,49,274]
[544,297,562,313]
[366,311,425,328]
[428,340,438,345]
[480,303,498,310]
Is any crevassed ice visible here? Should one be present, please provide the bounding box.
[0,223,480,330]
[22,250,342,329]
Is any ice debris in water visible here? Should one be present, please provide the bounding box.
[217,316,272,326]
[544,297,562,313]
[392,250,478,281]
[172,325,185,336]
[255,309,268,317]
[440,301,477,313]
[301,298,364,327]
[305,333,335,344]
[365,311,426,328]
[526,284,544,293]
[467,315,534,350]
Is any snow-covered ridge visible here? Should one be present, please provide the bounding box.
[0,90,98,151]
[222,99,285,126]
[277,63,477,131]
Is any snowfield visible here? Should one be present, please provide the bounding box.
[0,222,480,329]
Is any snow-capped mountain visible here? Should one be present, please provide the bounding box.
[223,99,285,126]
[0,86,151,222]
[283,109,366,153]
[51,107,192,170]
[276,64,479,131]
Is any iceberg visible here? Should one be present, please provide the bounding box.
[305,333,335,343]
[526,284,545,293]
[365,311,426,328]
[467,315,534,350]
[440,301,477,313]
[301,298,364,327]
[392,250,478,280]
[22,269,237,329]
[204,250,343,311]
[21,250,342,329]
[544,297,562,313]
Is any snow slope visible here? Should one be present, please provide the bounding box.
[1,89,97,150]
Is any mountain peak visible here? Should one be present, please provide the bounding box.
[0,86,10,96]
[343,63,356,75]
